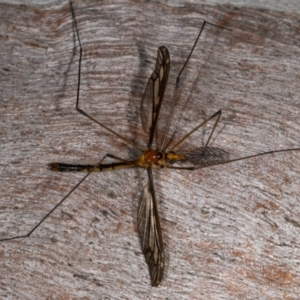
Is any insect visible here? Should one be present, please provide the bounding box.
[1,0,300,287]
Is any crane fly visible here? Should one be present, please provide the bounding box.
[1,0,300,287]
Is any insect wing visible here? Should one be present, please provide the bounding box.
[137,170,164,286]
[141,46,170,148]
[174,146,230,168]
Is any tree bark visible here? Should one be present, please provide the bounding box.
[1,1,300,299]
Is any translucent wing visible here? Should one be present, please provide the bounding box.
[186,147,229,166]
[137,169,164,286]
[173,147,230,168]
[141,46,170,148]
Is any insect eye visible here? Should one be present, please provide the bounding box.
[157,153,163,160]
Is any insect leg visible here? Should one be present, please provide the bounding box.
[0,153,112,242]
[170,109,222,151]
[69,1,142,151]
[160,21,231,150]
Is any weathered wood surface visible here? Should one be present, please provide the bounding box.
[1,1,300,299]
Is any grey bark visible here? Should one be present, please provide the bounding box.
[1,1,300,299]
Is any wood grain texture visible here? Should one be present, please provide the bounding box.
[1,1,300,299]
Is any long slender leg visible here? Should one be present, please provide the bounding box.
[0,153,130,242]
[69,1,142,151]
[177,21,232,85]
[160,22,231,150]
[204,109,222,147]
[170,109,222,151]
